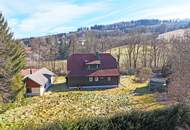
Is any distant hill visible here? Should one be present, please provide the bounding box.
[158,28,190,40]
[89,19,190,33]
[20,19,190,47]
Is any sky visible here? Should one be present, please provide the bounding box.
[1,0,190,38]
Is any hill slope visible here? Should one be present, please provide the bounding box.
[0,76,165,129]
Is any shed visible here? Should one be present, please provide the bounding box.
[149,78,167,91]
[24,67,55,96]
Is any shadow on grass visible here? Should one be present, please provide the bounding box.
[47,83,69,92]
[134,85,153,96]
[47,83,117,92]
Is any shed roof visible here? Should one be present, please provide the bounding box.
[24,67,55,86]
[26,72,48,86]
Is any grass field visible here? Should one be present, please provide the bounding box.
[0,76,166,129]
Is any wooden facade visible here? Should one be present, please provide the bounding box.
[67,76,119,87]
[66,53,120,88]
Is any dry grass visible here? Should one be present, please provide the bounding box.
[0,76,166,129]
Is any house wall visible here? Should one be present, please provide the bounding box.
[25,78,40,88]
[51,76,55,84]
[67,76,119,87]
[26,87,44,96]
[25,78,45,96]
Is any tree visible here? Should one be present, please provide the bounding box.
[70,33,78,54]
[0,13,26,103]
[168,30,190,104]
[58,36,69,60]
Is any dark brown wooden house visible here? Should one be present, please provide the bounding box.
[66,53,120,88]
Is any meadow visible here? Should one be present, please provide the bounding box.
[0,76,166,130]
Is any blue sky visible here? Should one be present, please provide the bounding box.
[1,0,190,38]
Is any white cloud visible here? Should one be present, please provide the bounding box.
[128,4,190,20]
[18,2,104,32]
[1,0,190,38]
[85,10,121,25]
[0,1,106,38]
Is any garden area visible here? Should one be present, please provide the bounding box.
[0,76,167,130]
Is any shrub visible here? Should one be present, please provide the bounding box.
[29,105,190,130]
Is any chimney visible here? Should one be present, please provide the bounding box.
[30,67,32,74]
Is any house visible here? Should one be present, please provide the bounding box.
[23,67,55,96]
[66,53,120,88]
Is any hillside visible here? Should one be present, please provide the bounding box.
[158,28,190,40]
[0,76,166,129]
[20,19,190,47]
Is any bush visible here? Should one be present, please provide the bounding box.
[136,67,152,83]
[29,105,190,130]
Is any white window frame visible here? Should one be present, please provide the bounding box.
[96,64,99,69]
[107,77,111,81]
[89,77,93,82]
[95,77,99,82]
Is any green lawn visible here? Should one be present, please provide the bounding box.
[0,76,166,129]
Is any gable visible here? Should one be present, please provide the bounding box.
[25,78,41,88]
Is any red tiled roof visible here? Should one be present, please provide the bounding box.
[21,68,39,77]
[67,53,119,77]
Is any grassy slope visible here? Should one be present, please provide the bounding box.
[0,76,166,129]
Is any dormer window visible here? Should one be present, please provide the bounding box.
[85,60,101,71]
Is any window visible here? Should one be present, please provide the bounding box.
[86,64,100,71]
[87,65,91,70]
[107,77,111,81]
[95,77,99,82]
[89,77,93,82]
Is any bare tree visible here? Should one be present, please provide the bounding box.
[168,30,190,104]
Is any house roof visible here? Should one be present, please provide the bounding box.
[150,78,167,83]
[26,72,48,86]
[67,53,119,77]
[24,67,55,86]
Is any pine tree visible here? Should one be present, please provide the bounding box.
[0,12,26,103]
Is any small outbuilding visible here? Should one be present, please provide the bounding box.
[149,78,167,91]
[23,67,55,96]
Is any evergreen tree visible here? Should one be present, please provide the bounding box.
[0,12,26,103]
[58,39,69,59]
